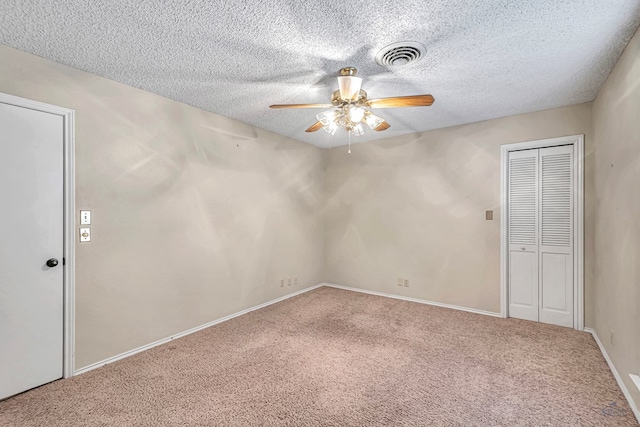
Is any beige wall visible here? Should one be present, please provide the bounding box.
[592,27,640,409]
[0,45,325,369]
[324,104,593,316]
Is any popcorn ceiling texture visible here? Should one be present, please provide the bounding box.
[1,0,639,147]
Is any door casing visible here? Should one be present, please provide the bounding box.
[500,134,584,330]
[0,92,75,377]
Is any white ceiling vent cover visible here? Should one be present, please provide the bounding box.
[375,41,426,68]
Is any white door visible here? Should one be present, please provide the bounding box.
[538,146,574,327]
[508,145,574,327]
[508,149,539,322]
[0,101,64,399]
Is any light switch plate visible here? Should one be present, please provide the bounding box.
[80,227,91,242]
[80,210,91,225]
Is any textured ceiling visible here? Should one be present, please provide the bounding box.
[1,1,640,148]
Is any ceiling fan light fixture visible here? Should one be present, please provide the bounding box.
[269,66,433,140]
[349,123,365,136]
[337,76,362,101]
[323,121,339,135]
[364,111,385,130]
[316,110,336,126]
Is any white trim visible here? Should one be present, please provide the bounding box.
[0,93,76,379]
[500,134,585,330]
[584,328,640,423]
[323,283,502,318]
[74,283,324,375]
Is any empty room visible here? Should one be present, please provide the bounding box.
[1,1,639,426]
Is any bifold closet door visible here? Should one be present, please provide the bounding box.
[507,145,574,328]
[538,145,574,327]
[508,149,539,322]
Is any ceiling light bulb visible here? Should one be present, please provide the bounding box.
[364,112,385,129]
[337,76,362,100]
[349,106,365,123]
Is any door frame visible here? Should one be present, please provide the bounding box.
[0,93,76,377]
[500,134,584,330]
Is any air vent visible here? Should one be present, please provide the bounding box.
[375,41,426,68]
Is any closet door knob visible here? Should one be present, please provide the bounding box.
[46,258,59,268]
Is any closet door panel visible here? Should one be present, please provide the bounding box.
[538,145,574,327]
[509,251,539,321]
[508,149,539,322]
[540,253,573,327]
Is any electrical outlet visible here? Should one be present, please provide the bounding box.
[294,277,298,286]
[288,277,292,286]
[404,278,410,287]
[610,329,614,345]
[280,279,284,288]
[397,277,403,287]
[485,210,493,220]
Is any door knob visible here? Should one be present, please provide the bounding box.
[46,258,59,268]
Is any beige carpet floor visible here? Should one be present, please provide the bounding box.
[1,286,637,426]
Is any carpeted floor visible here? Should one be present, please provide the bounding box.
[0,287,637,426]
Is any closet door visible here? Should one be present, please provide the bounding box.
[508,149,539,322]
[538,145,574,327]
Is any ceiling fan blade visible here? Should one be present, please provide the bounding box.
[374,122,391,132]
[305,121,324,133]
[367,95,434,108]
[269,103,333,109]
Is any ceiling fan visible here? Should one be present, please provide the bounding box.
[269,67,434,136]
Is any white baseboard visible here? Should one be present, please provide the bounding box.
[74,283,324,376]
[584,327,640,423]
[322,283,502,318]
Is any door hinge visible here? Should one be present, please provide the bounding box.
[63,258,66,266]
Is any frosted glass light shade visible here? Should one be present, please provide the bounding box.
[316,110,336,126]
[364,112,385,129]
[337,76,362,100]
[350,123,364,136]
[323,121,338,135]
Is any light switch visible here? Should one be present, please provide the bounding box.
[80,210,91,225]
[80,227,91,242]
